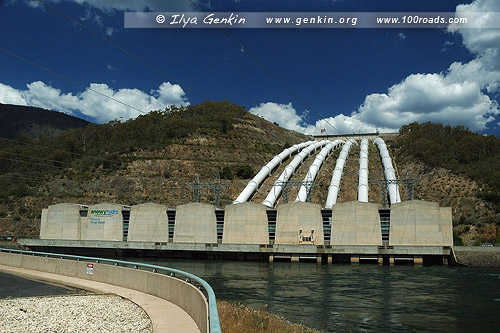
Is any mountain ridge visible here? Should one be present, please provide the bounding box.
[0,103,90,139]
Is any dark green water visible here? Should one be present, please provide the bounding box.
[134,259,500,332]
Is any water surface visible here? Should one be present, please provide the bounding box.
[133,259,500,332]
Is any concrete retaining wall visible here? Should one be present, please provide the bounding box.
[0,252,209,333]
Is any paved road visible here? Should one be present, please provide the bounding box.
[0,271,80,299]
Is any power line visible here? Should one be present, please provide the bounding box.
[0,0,348,178]
[38,0,207,101]
[0,149,75,166]
[36,0,339,135]
[0,141,126,173]
[185,0,343,136]
[0,47,148,115]
[0,173,49,182]
[0,156,68,170]
[0,137,122,166]
[0,148,116,171]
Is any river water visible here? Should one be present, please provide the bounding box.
[134,259,500,332]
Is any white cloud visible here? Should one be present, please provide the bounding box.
[248,102,395,135]
[323,0,500,133]
[304,114,394,135]
[398,32,406,41]
[252,67,499,134]
[25,0,43,9]
[441,40,454,52]
[94,14,103,26]
[106,64,116,71]
[80,8,103,26]
[353,72,498,131]
[0,83,29,105]
[451,0,500,54]
[28,0,207,40]
[79,8,92,21]
[105,27,117,36]
[249,102,308,132]
[0,81,189,123]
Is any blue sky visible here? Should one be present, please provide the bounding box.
[1,0,499,136]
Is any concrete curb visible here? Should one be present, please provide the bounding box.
[0,265,200,333]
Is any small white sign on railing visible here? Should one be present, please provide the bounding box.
[86,263,94,275]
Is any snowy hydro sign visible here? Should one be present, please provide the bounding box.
[89,208,119,224]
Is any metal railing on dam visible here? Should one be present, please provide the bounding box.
[0,248,221,333]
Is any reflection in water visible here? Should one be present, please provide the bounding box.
[133,259,500,332]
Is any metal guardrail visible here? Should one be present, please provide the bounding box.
[0,248,221,333]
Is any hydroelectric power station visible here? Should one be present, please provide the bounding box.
[24,135,454,266]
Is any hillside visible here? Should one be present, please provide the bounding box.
[392,122,500,245]
[0,100,308,236]
[0,104,499,245]
[0,103,90,139]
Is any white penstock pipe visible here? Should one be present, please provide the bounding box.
[324,139,357,209]
[358,138,369,202]
[262,140,328,208]
[232,140,316,204]
[373,137,401,204]
[295,140,344,202]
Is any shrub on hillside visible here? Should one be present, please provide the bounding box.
[220,166,234,180]
[236,165,254,179]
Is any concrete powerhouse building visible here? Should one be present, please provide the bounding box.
[40,200,452,246]
[37,137,454,265]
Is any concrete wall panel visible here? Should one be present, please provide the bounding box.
[128,203,169,242]
[275,202,324,245]
[390,200,451,246]
[223,203,269,244]
[173,203,217,243]
[82,203,124,241]
[40,204,81,240]
[331,201,382,246]
[440,207,453,246]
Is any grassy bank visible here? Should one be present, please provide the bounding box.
[217,301,319,333]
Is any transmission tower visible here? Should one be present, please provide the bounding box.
[186,174,229,207]
[370,179,422,207]
[274,180,316,204]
